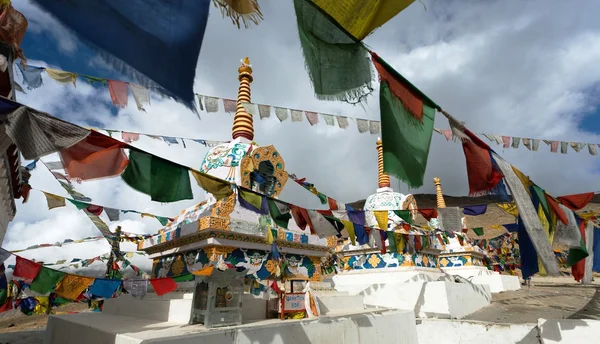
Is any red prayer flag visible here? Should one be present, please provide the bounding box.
[544,193,568,225]
[108,80,128,107]
[13,256,42,280]
[572,220,587,282]
[59,131,129,181]
[149,277,177,296]
[418,209,438,221]
[379,231,387,254]
[371,52,424,122]
[461,129,504,196]
[86,205,104,216]
[327,197,338,210]
[558,192,595,211]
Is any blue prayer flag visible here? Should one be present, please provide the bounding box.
[89,278,122,299]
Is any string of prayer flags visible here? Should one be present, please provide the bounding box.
[18,65,44,90]
[311,0,415,41]
[238,189,268,215]
[122,149,193,203]
[436,128,600,156]
[59,131,129,181]
[557,192,595,211]
[372,52,438,188]
[293,0,373,103]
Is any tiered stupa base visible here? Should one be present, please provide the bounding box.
[43,281,419,344]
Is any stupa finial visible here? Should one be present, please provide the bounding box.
[376,138,390,188]
[232,57,254,141]
[434,177,446,208]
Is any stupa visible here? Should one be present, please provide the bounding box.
[331,140,493,319]
[429,178,521,293]
[137,57,331,284]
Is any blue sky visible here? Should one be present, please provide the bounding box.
[7,0,600,272]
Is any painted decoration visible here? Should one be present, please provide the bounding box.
[346,252,438,270]
[152,248,319,281]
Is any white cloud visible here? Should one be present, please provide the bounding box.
[5,0,600,274]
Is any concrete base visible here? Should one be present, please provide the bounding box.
[469,274,521,293]
[539,319,600,344]
[332,269,445,295]
[361,281,491,319]
[417,319,539,344]
[44,309,418,344]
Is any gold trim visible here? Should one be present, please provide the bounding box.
[240,145,288,197]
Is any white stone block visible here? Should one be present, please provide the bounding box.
[539,319,600,344]
[417,319,539,344]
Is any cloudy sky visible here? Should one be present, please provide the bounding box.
[3,0,600,274]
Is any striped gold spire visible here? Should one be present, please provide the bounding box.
[232,57,254,141]
[434,177,446,208]
[376,138,390,188]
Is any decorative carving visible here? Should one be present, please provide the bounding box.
[326,236,337,248]
[240,145,288,197]
[203,246,236,261]
[211,193,236,218]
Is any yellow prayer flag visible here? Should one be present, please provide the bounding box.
[496,202,519,217]
[45,68,78,86]
[395,233,405,253]
[312,0,415,40]
[265,225,274,244]
[191,170,233,200]
[579,212,597,221]
[54,274,94,300]
[373,211,388,231]
[511,167,532,195]
[341,220,356,245]
[192,265,214,276]
[34,296,50,315]
[43,192,66,210]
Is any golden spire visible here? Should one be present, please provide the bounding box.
[434,177,446,208]
[232,57,254,141]
[376,138,390,188]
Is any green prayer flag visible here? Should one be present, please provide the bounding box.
[530,184,554,234]
[30,267,66,294]
[393,210,413,224]
[380,82,435,188]
[387,231,397,253]
[472,227,484,236]
[239,188,262,210]
[293,0,373,102]
[173,274,195,282]
[67,198,88,210]
[567,237,589,267]
[155,216,170,226]
[267,199,291,229]
[122,149,193,203]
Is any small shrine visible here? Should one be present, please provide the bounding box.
[137,58,332,314]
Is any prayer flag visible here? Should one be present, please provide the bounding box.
[462,205,488,216]
[45,68,77,86]
[31,0,211,109]
[0,249,10,264]
[122,149,193,203]
[108,80,128,108]
[13,256,42,280]
[311,0,415,40]
[191,171,232,200]
[59,131,129,181]
[373,53,437,188]
[89,278,122,298]
[267,199,291,229]
[18,65,44,90]
[54,274,94,300]
[472,227,484,236]
[43,192,66,210]
[293,0,373,102]
[373,211,388,231]
[149,278,177,296]
[558,192,595,211]
[30,268,66,294]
